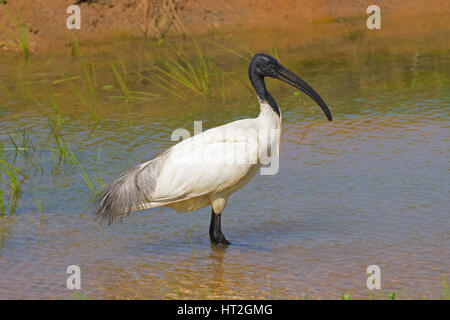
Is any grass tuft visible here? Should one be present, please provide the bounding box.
[144,41,229,101]
[0,140,22,216]
[443,278,450,300]
[4,9,29,60]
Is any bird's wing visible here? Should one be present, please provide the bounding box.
[150,118,260,201]
[152,137,258,202]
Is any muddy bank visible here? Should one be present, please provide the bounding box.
[0,0,449,55]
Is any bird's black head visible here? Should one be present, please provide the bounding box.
[250,53,281,78]
[249,53,332,121]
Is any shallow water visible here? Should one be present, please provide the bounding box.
[0,30,449,299]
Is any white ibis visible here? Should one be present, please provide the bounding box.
[96,53,332,245]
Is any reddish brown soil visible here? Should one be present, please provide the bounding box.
[0,0,449,54]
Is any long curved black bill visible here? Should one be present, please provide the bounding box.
[276,65,332,121]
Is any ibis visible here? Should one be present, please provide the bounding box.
[96,53,332,245]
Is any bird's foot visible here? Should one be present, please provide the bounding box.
[210,232,231,246]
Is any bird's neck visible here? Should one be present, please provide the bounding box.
[258,101,282,128]
[249,72,280,117]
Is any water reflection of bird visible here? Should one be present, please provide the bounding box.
[96,53,332,245]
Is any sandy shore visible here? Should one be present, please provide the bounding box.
[0,0,449,55]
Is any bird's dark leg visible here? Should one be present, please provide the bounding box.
[209,208,231,245]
